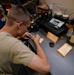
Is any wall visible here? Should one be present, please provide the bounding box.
[40,0,74,19]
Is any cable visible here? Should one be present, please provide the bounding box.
[16,0,22,5]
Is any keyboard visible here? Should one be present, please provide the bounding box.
[46,22,60,30]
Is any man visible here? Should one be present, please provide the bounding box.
[0,5,50,74]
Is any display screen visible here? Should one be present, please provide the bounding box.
[52,20,60,26]
[50,18,64,28]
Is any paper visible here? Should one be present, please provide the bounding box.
[39,38,44,43]
[33,35,44,43]
[70,35,74,43]
[57,43,72,57]
[46,32,58,44]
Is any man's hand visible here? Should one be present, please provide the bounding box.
[18,32,33,40]
[22,32,33,39]
[32,34,41,44]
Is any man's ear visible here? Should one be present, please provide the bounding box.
[17,22,22,29]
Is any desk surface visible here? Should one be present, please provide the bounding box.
[29,29,74,75]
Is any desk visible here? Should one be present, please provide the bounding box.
[29,29,74,75]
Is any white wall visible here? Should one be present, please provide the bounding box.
[40,0,74,19]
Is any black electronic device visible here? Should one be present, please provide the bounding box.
[49,42,55,47]
[36,17,67,36]
[70,18,74,25]
[48,18,65,30]
[29,22,39,32]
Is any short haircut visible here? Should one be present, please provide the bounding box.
[7,5,32,25]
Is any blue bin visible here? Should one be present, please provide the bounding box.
[0,19,5,29]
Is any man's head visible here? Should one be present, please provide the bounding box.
[6,5,32,37]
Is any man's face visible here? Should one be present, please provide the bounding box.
[18,21,31,36]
